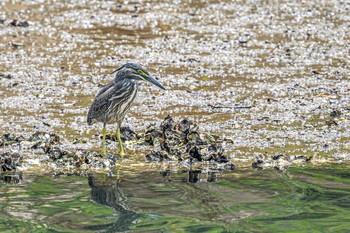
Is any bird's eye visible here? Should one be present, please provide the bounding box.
[137,69,148,77]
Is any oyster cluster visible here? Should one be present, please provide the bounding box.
[144,115,229,163]
[0,116,232,173]
[0,132,116,173]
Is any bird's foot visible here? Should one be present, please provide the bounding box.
[101,147,107,156]
[119,151,125,158]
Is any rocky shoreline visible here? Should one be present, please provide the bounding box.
[2,116,344,175]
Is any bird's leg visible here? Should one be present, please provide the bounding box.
[116,127,125,157]
[101,123,107,155]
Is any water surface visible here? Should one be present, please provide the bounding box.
[1,168,350,232]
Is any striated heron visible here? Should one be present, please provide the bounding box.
[87,63,166,156]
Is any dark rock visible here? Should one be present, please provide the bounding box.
[252,159,263,169]
[160,115,175,133]
[107,155,116,163]
[144,125,164,146]
[48,147,68,160]
[144,116,229,165]
[9,20,29,27]
[189,146,202,162]
[146,151,168,162]
[272,154,283,160]
[0,73,13,79]
[217,155,229,163]
[187,131,203,145]
[29,132,60,144]
[7,42,24,49]
[1,133,15,146]
[330,110,341,118]
[224,163,235,170]
[0,173,22,184]
[120,127,139,141]
[105,127,139,142]
[177,118,192,133]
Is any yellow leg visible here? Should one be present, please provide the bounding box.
[116,127,125,157]
[101,126,107,155]
[116,168,120,180]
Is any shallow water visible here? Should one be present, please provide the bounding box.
[1,168,350,232]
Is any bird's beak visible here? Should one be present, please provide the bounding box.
[144,75,166,90]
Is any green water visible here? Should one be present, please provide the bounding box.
[1,168,350,233]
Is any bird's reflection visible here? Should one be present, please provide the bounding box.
[86,171,139,232]
[86,167,221,232]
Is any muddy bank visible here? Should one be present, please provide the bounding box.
[2,116,346,175]
[1,1,350,171]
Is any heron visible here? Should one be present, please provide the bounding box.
[87,63,166,156]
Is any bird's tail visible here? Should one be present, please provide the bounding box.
[87,107,94,125]
[87,117,93,125]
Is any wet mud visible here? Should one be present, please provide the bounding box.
[1,1,350,173]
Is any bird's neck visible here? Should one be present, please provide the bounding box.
[123,78,138,91]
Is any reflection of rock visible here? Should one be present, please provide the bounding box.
[146,116,230,164]
[161,169,221,183]
[0,173,22,184]
[0,151,22,184]
[252,153,312,170]
[87,175,138,232]
[0,152,22,172]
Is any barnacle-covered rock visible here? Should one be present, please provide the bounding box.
[161,115,176,132]
[47,147,70,160]
[0,133,25,146]
[0,116,234,172]
[146,151,168,162]
[176,118,192,134]
[105,127,140,142]
[144,115,230,164]
[144,124,164,147]
[29,132,60,144]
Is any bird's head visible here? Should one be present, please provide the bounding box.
[112,63,166,90]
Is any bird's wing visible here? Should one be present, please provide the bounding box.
[87,81,130,123]
[87,81,115,123]
[96,80,114,97]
